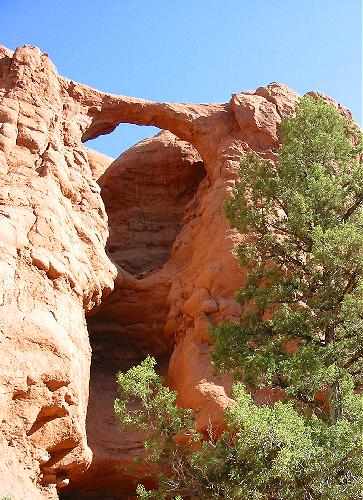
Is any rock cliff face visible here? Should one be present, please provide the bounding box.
[0,45,352,499]
[0,45,117,499]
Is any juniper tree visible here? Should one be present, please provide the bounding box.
[115,96,363,499]
[212,96,363,421]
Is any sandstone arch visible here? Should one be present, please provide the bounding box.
[3,44,349,499]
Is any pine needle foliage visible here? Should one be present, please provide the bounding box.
[115,97,363,499]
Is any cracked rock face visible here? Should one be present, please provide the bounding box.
[0,44,352,499]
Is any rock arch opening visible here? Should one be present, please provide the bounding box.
[85,123,161,164]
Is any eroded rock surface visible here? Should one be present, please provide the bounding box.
[0,45,116,499]
[62,132,205,495]
[101,130,205,277]
[0,44,352,499]
[64,80,302,497]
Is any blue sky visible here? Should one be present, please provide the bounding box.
[2,0,362,158]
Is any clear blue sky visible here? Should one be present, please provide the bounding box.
[2,0,362,158]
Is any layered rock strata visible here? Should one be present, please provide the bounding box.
[0,44,353,499]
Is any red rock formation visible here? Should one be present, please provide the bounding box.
[79,80,302,441]
[0,44,352,499]
[86,148,114,181]
[0,45,116,499]
[60,79,303,498]
[101,130,205,278]
[61,131,205,496]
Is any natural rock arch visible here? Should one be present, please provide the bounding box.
[59,76,302,497]
[3,44,351,499]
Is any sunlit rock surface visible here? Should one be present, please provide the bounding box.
[0,44,351,499]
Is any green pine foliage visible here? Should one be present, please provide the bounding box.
[114,356,194,463]
[212,96,363,418]
[115,96,363,499]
